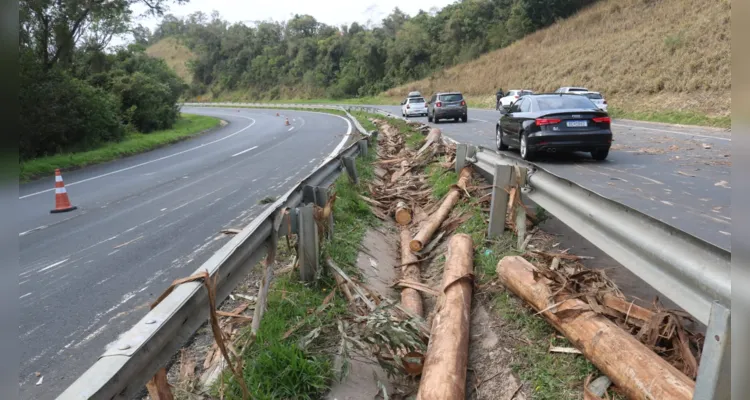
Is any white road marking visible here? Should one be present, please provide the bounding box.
[472,118,489,123]
[19,117,257,199]
[231,145,259,157]
[19,292,32,299]
[37,259,69,273]
[288,127,295,131]
[612,123,730,141]
[720,231,731,236]
[19,225,48,236]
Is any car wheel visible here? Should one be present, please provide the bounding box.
[461,116,468,123]
[496,126,509,151]
[591,148,609,161]
[434,117,440,124]
[519,132,535,161]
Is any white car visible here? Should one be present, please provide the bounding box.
[499,89,533,109]
[578,91,608,111]
[401,96,428,117]
[554,86,589,93]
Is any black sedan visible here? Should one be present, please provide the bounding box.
[495,94,613,161]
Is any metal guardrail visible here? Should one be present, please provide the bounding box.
[456,145,731,400]
[56,108,372,399]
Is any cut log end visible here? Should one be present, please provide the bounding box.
[395,201,412,225]
[409,240,423,252]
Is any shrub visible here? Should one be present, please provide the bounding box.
[20,69,123,160]
[112,71,180,132]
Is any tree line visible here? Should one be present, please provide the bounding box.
[20,0,188,161]
[151,0,597,99]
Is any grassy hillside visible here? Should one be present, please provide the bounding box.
[385,0,731,121]
[145,37,195,83]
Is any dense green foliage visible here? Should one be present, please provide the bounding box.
[150,0,597,99]
[19,0,187,161]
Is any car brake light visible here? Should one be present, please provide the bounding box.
[406,104,410,109]
[460,100,466,106]
[603,100,607,104]
[592,116,611,123]
[514,95,519,99]
[536,118,561,126]
[435,102,442,107]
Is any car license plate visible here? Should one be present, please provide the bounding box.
[567,120,588,127]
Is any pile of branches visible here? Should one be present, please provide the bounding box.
[524,251,704,379]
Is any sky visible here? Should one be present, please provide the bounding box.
[130,0,458,35]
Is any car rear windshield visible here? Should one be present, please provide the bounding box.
[439,94,463,102]
[409,98,425,103]
[520,90,533,95]
[568,88,588,92]
[536,95,597,110]
[583,93,602,99]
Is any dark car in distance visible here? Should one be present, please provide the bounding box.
[427,92,468,123]
[495,94,612,161]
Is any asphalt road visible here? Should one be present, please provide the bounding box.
[18,107,352,399]
[376,106,732,251]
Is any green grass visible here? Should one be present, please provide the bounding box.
[221,275,347,400]
[426,163,457,200]
[608,106,730,129]
[20,114,220,182]
[221,116,379,399]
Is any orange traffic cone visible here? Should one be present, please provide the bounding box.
[50,169,77,213]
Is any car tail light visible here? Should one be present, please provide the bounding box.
[435,102,442,107]
[460,100,466,106]
[592,116,611,123]
[407,104,410,109]
[603,100,607,104]
[535,118,561,126]
[514,95,519,99]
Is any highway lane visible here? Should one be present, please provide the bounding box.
[376,105,731,251]
[18,107,351,399]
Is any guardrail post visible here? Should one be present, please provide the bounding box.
[370,130,379,143]
[358,139,368,158]
[297,204,319,282]
[693,302,731,400]
[314,186,334,240]
[456,144,468,173]
[342,156,359,184]
[488,164,514,238]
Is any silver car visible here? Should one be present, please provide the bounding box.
[427,92,468,123]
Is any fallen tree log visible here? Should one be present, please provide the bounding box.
[400,228,423,316]
[395,201,412,225]
[417,234,474,400]
[417,128,442,156]
[497,256,695,400]
[410,167,472,252]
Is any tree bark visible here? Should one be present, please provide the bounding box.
[497,256,695,400]
[417,234,474,400]
[410,167,472,252]
[400,228,423,316]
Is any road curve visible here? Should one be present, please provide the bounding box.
[19,107,352,399]
[375,105,731,251]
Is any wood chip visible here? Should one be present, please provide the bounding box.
[549,346,583,354]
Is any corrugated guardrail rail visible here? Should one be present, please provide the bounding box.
[59,103,730,400]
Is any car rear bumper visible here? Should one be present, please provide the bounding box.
[435,109,467,118]
[406,109,427,116]
[528,131,612,152]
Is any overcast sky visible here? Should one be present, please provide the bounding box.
[130,0,458,34]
